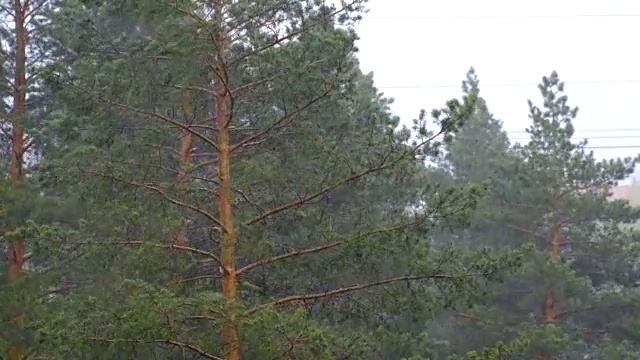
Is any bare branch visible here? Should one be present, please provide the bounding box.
[72,240,224,269]
[242,121,452,226]
[506,223,544,239]
[229,58,327,97]
[230,84,334,152]
[237,221,418,275]
[91,338,223,360]
[172,84,216,96]
[510,202,548,211]
[453,312,492,324]
[246,273,486,316]
[187,315,219,322]
[25,0,48,21]
[88,171,229,234]
[23,136,36,152]
[35,284,78,301]
[229,1,359,67]
[244,169,373,226]
[229,77,272,95]
[166,244,224,268]
[60,80,219,152]
[236,242,340,275]
[109,101,219,152]
[178,275,220,283]
[0,3,14,19]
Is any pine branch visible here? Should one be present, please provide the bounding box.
[245,273,486,316]
[236,242,341,275]
[73,240,226,274]
[88,171,228,234]
[227,1,360,67]
[244,166,384,226]
[453,312,492,324]
[506,223,544,238]
[62,78,219,152]
[91,338,223,360]
[243,131,441,226]
[230,83,335,152]
[237,221,418,275]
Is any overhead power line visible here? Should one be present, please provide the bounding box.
[376,79,640,90]
[505,128,640,135]
[362,14,640,20]
[510,135,640,140]
[548,145,640,150]
[503,141,640,150]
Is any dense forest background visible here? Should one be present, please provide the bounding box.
[1,1,640,359]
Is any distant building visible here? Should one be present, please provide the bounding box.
[610,185,633,200]
[610,184,640,207]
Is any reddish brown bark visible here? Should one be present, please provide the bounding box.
[212,1,238,359]
[173,108,194,248]
[549,222,561,258]
[217,84,238,356]
[168,87,197,288]
[542,293,558,323]
[7,1,28,359]
[218,84,238,359]
[536,353,554,360]
[169,125,193,285]
[538,193,562,360]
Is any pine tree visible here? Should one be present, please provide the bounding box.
[442,67,511,182]
[30,1,516,359]
[0,0,63,357]
[440,71,640,358]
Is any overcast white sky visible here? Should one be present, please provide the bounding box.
[351,0,640,165]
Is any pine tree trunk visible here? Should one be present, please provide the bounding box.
[175,108,194,249]
[218,87,238,360]
[172,127,192,282]
[539,194,562,360]
[213,1,238,359]
[168,88,195,290]
[542,221,562,325]
[173,90,194,247]
[7,1,28,359]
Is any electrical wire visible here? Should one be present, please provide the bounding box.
[359,14,640,91]
[542,145,640,150]
[509,134,640,150]
[512,135,640,140]
[506,129,640,135]
[510,136,640,141]
[376,79,640,90]
[361,14,640,20]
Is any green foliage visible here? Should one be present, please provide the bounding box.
[435,69,640,359]
[5,1,515,359]
[1,1,637,359]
